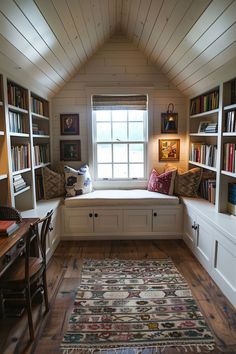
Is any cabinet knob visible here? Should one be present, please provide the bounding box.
[17,239,24,248]
[94,213,98,217]
[153,212,157,217]
[89,213,93,218]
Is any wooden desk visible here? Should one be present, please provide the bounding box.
[0,218,38,278]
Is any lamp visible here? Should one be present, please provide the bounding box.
[161,103,178,133]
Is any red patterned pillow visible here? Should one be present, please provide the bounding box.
[147,168,177,195]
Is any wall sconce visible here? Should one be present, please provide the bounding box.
[161,103,178,134]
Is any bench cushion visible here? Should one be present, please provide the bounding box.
[64,189,179,207]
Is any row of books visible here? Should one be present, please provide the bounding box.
[199,173,216,204]
[7,82,28,110]
[227,183,236,215]
[190,90,219,115]
[31,97,47,116]
[190,143,217,167]
[11,143,31,172]
[9,111,28,134]
[33,144,49,166]
[13,173,27,192]
[204,122,218,133]
[224,111,236,132]
[32,122,46,135]
[223,143,236,173]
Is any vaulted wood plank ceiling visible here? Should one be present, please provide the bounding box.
[0,0,235,97]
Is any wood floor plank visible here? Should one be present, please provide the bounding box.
[0,240,235,354]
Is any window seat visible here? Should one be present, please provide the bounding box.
[62,189,182,240]
[64,189,180,207]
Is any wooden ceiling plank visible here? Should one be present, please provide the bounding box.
[138,0,163,51]
[158,0,211,69]
[178,39,236,92]
[150,0,193,62]
[0,0,68,81]
[168,0,236,81]
[50,0,87,65]
[126,0,141,39]
[144,0,177,57]
[132,0,152,45]
[93,0,106,43]
[120,0,130,34]
[109,0,117,34]
[163,0,233,75]
[116,0,122,31]
[35,0,80,69]
[0,46,55,97]
[0,11,63,87]
[174,23,236,87]
[14,0,74,78]
[0,33,57,93]
[66,0,93,59]
[100,0,110,39]
[90,0,105,46]
[182,47,236,96]
[79,0,101,54]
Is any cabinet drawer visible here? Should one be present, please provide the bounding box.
[124,209,152,233]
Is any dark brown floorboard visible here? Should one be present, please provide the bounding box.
[1,240,236,354]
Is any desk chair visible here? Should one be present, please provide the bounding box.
[0,209,53,341]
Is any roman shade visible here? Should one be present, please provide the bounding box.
[92,95,147,110]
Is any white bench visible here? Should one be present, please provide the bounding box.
[61,189,183,240]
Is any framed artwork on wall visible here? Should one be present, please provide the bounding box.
[60,140,81,161]
[161,103,178,133]
[60,114,80,135]
[159,139,180,161]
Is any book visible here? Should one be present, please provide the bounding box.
[0,220,19,236]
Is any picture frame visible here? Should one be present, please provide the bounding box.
[159,139,180,161]
[198,121,210,133]
[161,112,178,133]
[60,140,81,161]
[60,114,80,135]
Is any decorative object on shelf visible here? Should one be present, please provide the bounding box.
[159,139,180,161]
[60,140,81,161]
[161,103,178,133]
[60,113,79,135]
[198,121,210,133]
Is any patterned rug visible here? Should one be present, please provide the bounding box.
[61,259,215,353]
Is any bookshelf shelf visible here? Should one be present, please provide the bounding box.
[32,112,49,120]
[223,132,236,136]
[8,104,28,114]
[189,133,218,137]
[189,161,217,171]
[0,174,7,180]
[14,185,30,197]
[221,170,236,178]
[34,162,50,170]
[224,104,236,111]
[12,167,31,175]
[190,109,219,119]
[10,132,30,138]
[33,134,50,139]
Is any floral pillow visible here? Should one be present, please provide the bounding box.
[147,168,176,195]
[64,164,93,197]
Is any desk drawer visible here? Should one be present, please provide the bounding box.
[0,238,25,277]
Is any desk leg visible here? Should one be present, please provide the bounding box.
[0,289,5,318]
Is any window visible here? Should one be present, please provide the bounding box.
[92,95,148,180]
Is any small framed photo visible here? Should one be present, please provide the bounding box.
[198,121,210,133]
[161,112,178,133]
[60,140,81,161]
[60,114,80,135]
[159,139,180,161]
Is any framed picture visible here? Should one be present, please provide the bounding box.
[60,114,80,135]
[60,140,81,161]
[159,139,180,161]
[161,112,178,133]
[198,121,210,133]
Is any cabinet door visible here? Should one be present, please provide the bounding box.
[64,208,93,234]
[94,209,123,233]
[49,207,60,249]
[152,207,182,234]
[195,216,213,273]
[124,209,152,233]
[183,206,196,251]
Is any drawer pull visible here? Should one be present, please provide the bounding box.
[89,213,93,218]
[94,213,98,217]
[153,212,157,217]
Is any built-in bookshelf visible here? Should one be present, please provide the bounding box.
[189,78,236,215]
[0,74,51,211]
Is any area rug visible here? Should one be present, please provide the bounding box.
[61,259,215,353]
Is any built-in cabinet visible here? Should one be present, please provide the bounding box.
[62,205,183,239]
[0,73,51,211]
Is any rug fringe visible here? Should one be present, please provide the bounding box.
[61,343,215,354]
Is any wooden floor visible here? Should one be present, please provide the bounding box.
[0,239,236,354]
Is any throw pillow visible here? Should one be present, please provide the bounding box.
[174,167,202,197]
[42,167,65,200]
[64,164,93,197]
[147,168,176,195]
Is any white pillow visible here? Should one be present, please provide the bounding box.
[64,164,93,197]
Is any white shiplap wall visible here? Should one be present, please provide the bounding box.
[52,34,188,177]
